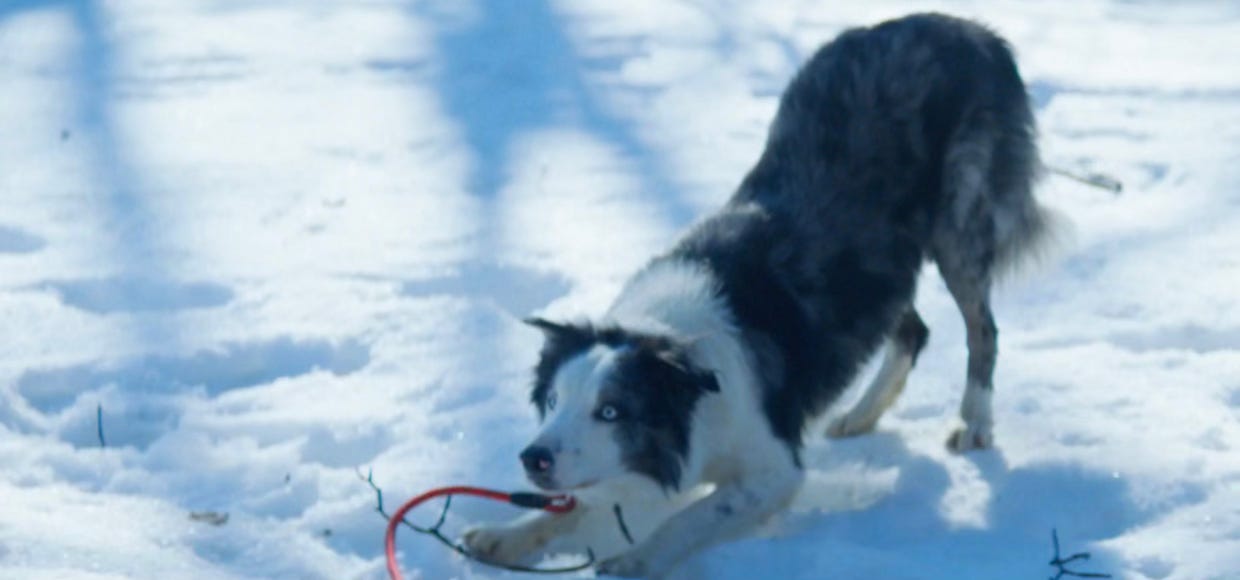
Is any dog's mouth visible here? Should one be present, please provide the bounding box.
[569,478,599,491]
[528,474,599,493]
[527,473,558,491]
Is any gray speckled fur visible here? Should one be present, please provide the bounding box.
[669,13,1048,450]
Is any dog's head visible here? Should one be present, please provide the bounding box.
[520,318,718,492]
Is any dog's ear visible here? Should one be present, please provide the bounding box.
[524,317,597,355]
[652,342,719,393]
[524,317,570,335]
[524,317,589,343]
[526,318,596,418]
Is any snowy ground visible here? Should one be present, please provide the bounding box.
[2,1,1238,579]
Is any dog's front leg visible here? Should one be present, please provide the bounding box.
[463,483,676,567]
[462,507,584,566]
[597,457,803,578]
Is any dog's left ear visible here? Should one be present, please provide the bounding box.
[524,316,571,336]
[653,342,719,393]
[524,317,592,346]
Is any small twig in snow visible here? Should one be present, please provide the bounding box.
[356,467,452,537]
[1048,165,1123,194]
[189,511,230,526]
[96,404,106,448]
[1049,528,1112,580]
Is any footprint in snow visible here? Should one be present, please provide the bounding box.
[42,277,234,314]
[0,225,47,254]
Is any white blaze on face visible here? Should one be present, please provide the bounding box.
[528,344,629,490]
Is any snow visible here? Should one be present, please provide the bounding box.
[1,0,1237,579]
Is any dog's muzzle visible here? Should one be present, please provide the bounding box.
[520,445,554,475]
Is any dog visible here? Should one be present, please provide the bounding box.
[463,13,1051,578]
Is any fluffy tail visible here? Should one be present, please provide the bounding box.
[994,193,1073,282]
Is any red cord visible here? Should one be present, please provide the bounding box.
[384,486,576,580]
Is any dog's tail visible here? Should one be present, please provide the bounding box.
[993,188,1073,283]
[996,164,1122,279]
[988,36,1073,282]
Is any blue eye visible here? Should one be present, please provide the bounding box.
[595,404,620,422]
[546,392,557,411]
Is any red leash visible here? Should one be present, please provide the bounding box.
[384,486,578,580]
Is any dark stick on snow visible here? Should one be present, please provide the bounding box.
[1048,165,1123,194]
[96,404,106,448]
[357,467,449,536]
[1049,528,1112,580]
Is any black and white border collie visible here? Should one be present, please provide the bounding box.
[465,13,1053,578]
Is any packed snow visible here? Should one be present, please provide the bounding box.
[1,1,1238,579]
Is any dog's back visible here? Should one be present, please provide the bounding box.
[672,13,1048,451]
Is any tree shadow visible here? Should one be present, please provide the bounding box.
[1,1,250,457]
[414,0,694,227]
[2,0,220,350]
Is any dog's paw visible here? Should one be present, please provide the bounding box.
[947,424,993,452]
[461,524,535,565]
[825,413,878,439]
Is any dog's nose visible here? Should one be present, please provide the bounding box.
[520,445,555,474]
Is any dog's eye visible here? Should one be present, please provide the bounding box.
[546,392,557,411]
[595,404,621,422]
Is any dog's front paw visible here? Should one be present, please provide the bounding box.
[947,424,993,452]
[826,412,878,439]
[597,551,661,579]
[461,524,537,566]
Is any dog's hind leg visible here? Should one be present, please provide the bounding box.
[934,131,1003,452]
[827,308,930,438]
[935,88,1041,452]
[940,257,997,452]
